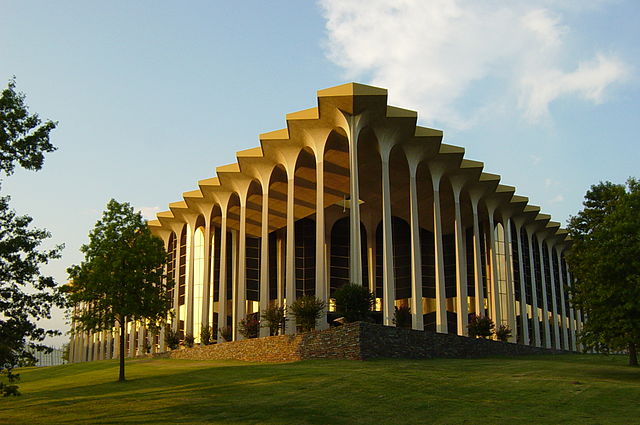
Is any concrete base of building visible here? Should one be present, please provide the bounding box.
[156,322,573,363]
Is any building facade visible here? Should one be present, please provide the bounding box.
[69,83,582,362]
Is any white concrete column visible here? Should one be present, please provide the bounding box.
[75,329,82,363]
[138,324,146,356]
[513,221,530,345]
[106,329,113,359]
[186,223,195,338]
[90,333,95,361]
[432,172,448,334]
[470,196,485,317]
[315,159,328,330]
[77,333,84,362]
[96,334,101,361]
[452,184,468,336]
[201,218,212,336]
[503,216,517,342]
[408,162,424,331]
[231,230,238,340]
[95,333,101,361]
[235,201,248,340]
[536,235,552,349]
[82,332,89,362]
[159,325,166,352]
[486,206,501,327]
[381,149,396,327]
[128,321,135,357]
[217,211,228,341]
[259,183,271,337]
[68,335,75,363]
[547,242,561,350]
[348,115,363,286]
[285,175,296,334]
[113,323,120,359]
[556,248,570,350]
[101,331,107,360]
[525,226,541,347]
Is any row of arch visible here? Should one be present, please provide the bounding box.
[69,93,583,361]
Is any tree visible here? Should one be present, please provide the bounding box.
[393,305,412,329]
[566,178,640,366]
[65,199,173,381]
[0,78,61,396]
[495,324,512,342]
[467,314,495,339]
[289,295,326,332]
[333,282,375,323]
[261,304,285,336]
[1,77,57,175]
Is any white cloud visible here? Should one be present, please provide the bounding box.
[319,0,629,128]
[136,206,160,220]
[519,53,629,120]
[530,154,542,165]
[549,194,565,204]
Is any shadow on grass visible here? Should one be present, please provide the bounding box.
[20,360,357,424]
[7,355,640,425]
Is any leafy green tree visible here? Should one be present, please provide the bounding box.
[393,305,412,329]
[333,282,375,323]
[261,304,285,336]
[567,179,640,366]
[66,199,173,381]
[239,313,259,339]
[289,295,326,333]
[495,324,512,342]
[0,78,61,396]
[200,325,213,345]
[1,77,57,175]
[467,314,495,339]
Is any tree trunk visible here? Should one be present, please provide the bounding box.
[629,342,638,367]
[119,318,126,381]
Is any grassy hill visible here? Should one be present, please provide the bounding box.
[1,354,638,424]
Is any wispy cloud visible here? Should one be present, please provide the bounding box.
[136,206,160,220]
[320,0,629,129]
[549,194,565,204]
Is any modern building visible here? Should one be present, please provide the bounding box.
[69,83,582,362]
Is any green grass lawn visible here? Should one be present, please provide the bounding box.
[1,354,638,424]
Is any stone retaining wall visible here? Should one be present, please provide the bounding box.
[161,322,568,362]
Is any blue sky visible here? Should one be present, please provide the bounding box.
[1,1,638,345]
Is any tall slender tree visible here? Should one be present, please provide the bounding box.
[0,77,62,396]
[66,199,173,381]
[567,178,640,366]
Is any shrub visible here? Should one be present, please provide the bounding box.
[261,305,286,336]
[165,327,180,350]
[184,333,195,348]
[393,305,412,329]
[219,326,233,342]
[495,324,512,342]
[334,283,375,323]
[200,325,213,345]
[239,313,259,339]
[468,314,495,339]
[289,295,326,333]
